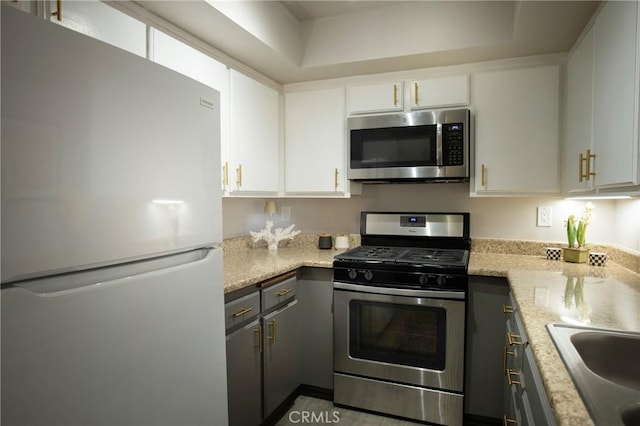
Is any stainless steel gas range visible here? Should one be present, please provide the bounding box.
[333,212,470,426]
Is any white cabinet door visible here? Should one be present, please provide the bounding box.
[49,1,146,57]
[347,82,403,115]
[563,28,595,194]
[285,88,346,194]
[410,75,469,110]
[150,29,230,193]
[229,70,280,194]
[592,0,639,188]
[473,65,560,195]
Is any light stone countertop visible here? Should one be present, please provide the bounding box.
[222,236,640,426]
[222,234,353,293]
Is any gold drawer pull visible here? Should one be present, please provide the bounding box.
[236,164,242,188]
[254,326,263,353]
[585,149,596,180]
[503,347,515,374]
[580,150,597,182]
[507,369,521,386]
[232,307,252,318]
[276,288,293,297]
[503,304,514,314]
[393,84,398,107]
[503,415,517,425]
[508,332,523,346]
[52,0,62,20]
[481,163,487,187]
[268,320,276,344]
[222,161,229,187]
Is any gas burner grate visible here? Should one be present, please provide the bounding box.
[396,248,468,267]
[335,246,407,262]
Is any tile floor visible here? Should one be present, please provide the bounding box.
[275,395,424,425]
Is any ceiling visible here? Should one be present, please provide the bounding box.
[280,1,401,21]
[133,1,601,84]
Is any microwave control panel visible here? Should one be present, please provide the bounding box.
[443,123,464,166]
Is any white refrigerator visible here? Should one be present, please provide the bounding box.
[1,5,228,425]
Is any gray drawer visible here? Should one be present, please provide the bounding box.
[262,273,298,312]
[225,291,260,332]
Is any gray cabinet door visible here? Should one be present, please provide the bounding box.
[522,346,556,425]
[226,319,263,426]
[465,276,509,418]
[298,268,334,390]
[263,299,301,417]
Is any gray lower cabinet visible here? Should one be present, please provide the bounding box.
[225,291,262,426]
[262,298,301,416]
[225,269,334,425]
[465,276,510,419]
[297,268,334,390]
[225,273,302,426]
[503,293,556,426]
[226,318,262,426]
[466,277,555,425]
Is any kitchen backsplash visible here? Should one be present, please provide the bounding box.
[223,183,640,253]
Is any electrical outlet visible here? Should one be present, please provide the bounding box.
[537,206,552,227]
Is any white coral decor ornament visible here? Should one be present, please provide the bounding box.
[250,221,301,251]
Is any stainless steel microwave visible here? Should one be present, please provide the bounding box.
[348,109,471,182]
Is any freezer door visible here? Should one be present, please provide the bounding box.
[1,6,222,282]
[1,247,228,426]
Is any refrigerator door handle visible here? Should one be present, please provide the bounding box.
[9,247,217,297]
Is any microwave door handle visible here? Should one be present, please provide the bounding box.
[436,123,443,167]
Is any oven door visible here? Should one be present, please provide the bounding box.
[334,282,465,392]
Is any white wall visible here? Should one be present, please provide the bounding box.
[222,184,640,253]
[612,199,640,252]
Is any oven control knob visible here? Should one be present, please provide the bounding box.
[364,270,374,281]
[348,269,358,280]
[436,275,447,286]
[419,274,429,285]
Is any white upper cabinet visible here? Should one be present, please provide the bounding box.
[473,64,560,195]
[562,1,640,194]
[49,1,146,57]
[347,82,403,115]
[228,70,280,194]
[347,75,468,115]
[591,0,639,189]
[563,27,595,194]
[409,75,469,110]
[284,87,347,195]
[149,29,230,193]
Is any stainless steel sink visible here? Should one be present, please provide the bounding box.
[547,323,640,426]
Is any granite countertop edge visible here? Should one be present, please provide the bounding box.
[223,240,640,426]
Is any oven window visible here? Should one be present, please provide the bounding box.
[349,300,446,370]
[350,124,437,169]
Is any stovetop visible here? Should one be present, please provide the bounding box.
[332,212,470,291]
[334,246,469,270]
[333,245,469,291]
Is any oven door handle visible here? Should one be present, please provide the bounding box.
[333,282,466,300]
